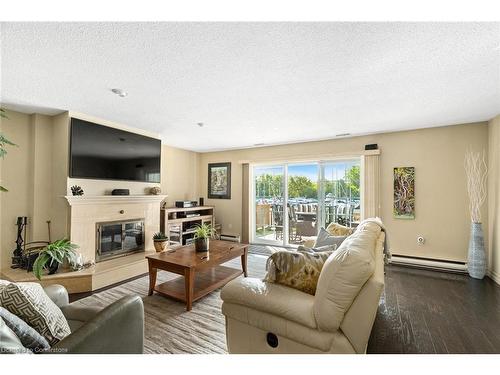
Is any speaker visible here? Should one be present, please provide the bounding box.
[266,332,279,348]
[111,189,130,196]
[365,143,378,150]
[199,197,204,206]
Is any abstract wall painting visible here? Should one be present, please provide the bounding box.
[208,162,231,199]
[393,167,415,219]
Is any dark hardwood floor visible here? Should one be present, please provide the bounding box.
[367,265,500,353]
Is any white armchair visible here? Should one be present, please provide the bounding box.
[221,220,385,354]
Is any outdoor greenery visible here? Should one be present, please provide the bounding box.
[255,165,360,199]
[0,108,17,192]
[32,239,79,280]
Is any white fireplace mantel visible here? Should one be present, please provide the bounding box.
[64,195,167,206]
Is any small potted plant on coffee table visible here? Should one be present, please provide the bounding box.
[32,239,79,280]
[153,232,168,252]
[193,223,215,252]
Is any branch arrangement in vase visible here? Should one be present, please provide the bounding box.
[464,148,488,223]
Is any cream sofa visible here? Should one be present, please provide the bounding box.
[220,220,385,354]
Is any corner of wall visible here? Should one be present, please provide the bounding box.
[488,114,500,284]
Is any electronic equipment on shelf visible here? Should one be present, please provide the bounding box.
[175,200,198,208]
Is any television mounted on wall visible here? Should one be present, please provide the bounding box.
[69,118,161,183]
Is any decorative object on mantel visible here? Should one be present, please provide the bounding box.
[393,167,415,219]
[32,239,79,280]
[70,185,84,196]
[193,223,216,252]
[149,186,161,195]
[464,148,488,279]
[208,162,231,199]
[112,188,130,195]
[153,232,168,252]
[0,108,17,192]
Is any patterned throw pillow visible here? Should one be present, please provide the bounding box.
[0,279,10,294]
[0,307,50,351]
[264,250,333,295]
[0,282,70,345]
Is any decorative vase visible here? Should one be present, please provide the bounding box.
[195,238,209,252]
[467,222,486,279]
[47,261,59,275]
[154,240,167,252]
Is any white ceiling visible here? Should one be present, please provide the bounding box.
[1,22,499,152]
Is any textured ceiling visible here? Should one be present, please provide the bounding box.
[1,22,499,152]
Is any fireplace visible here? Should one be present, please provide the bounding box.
[96,219,145,262]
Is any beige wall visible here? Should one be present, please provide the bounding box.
[0,110,33,268]
[161,145,200,207]
[488,115,500,283]
[199,122,489,263]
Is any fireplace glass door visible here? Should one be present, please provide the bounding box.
[97,219,145,261]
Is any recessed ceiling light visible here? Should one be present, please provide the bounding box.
[111,88,128,97]
[197,122,204,127]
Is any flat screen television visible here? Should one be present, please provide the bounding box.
[69,118,161,183]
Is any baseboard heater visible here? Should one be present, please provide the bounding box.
[390,254,467,273]
[220,234,241,243]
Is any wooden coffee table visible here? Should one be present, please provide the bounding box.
[146,240,249,311]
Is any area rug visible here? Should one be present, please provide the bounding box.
[72,253,268,354]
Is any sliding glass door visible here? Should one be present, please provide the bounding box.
[287,163,319,245]
[319,161,361,230]
[251,158,361,247]
[253,165,285,244]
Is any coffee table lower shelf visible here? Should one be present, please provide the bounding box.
[153,265,242,305]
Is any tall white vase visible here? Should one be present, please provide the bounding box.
[467,222,486,279]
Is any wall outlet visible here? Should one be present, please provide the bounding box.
[228,223,233,229]
[417,236,425,245]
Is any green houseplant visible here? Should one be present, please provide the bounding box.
[33,239,79,280]
[153,232,168,252]
[193,223,215,252]
[0,108,17,192]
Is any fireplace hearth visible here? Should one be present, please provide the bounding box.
[96,219,145,262]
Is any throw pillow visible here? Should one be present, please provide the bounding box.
[0,279,10,294]
[264,250,333,295]
[0,307,50,351]
[0,282,71,345]
[325,222,355,236]
[297,244,337,253]
[0,317,32,354]
[314,227,347,248]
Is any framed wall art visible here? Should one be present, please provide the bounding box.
[393,166,415,219]
[208,162,231,199]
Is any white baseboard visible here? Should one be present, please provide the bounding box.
[488,269,500,285]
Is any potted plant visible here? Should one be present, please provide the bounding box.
[32,239,79,280]
[153,232,168,252]
[193,223,215,252]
